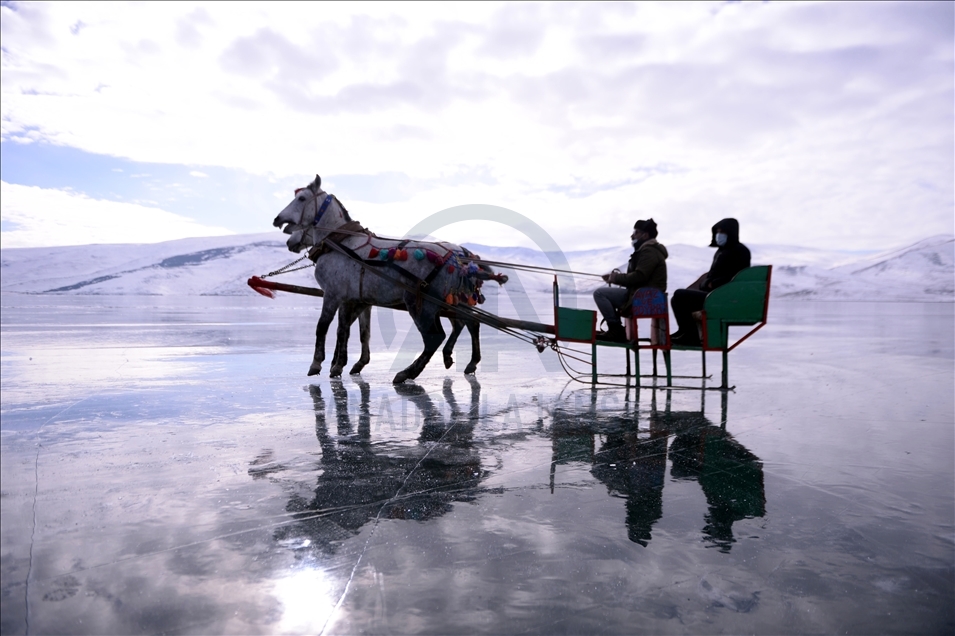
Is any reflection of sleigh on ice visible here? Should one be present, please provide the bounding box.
[248,264,771,391]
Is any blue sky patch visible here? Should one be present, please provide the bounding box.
[0,141,301,232]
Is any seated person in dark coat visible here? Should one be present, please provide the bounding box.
[670,218,750,347]
[594,218,668,343]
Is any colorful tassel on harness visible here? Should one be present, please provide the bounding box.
[369,247,380,258]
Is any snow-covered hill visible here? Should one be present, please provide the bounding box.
[1,233,951,301]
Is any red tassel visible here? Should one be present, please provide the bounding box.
[251,286,276,299]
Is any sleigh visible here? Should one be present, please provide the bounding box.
[548,266,772,390]
[249,264,771,391]
[256,174,769,390]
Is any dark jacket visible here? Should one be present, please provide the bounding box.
[701,218,750,292]
[614,239,668,292]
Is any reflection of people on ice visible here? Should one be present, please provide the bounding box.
[671,218,751,347]
[550,398,765,550]
[667,416,765,552]
[594,218,668,343]
[590,416,668,546]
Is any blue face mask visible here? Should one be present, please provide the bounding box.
[715,232,728,247]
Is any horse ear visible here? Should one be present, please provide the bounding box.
[314,174,322,188]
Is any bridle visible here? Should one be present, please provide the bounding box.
[290,188,336,250]
[294,187,335,227]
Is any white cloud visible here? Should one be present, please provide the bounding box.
[0,1,951,250]
[0,181,233,248]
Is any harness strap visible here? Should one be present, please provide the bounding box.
[333,239,427,288]
[315,236,540,347]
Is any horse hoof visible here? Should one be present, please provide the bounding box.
[329,366,343,378]
[308,363,322,376]
[443,354,454,369]
[349,363,365,375]
[464,365,477,375]
[393,372,408,384]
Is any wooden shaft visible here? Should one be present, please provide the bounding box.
[247,276,556,335]
[248,276,325,298]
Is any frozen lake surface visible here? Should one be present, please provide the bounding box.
[1,293,952,635]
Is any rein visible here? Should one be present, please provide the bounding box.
[262,186,603,350]
[298,224,605,280]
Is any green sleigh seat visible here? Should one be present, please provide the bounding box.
[674,265,772,351]
[551,266,772,389]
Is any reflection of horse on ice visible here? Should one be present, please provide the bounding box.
[263,377,485,555]
[264,175,508,384]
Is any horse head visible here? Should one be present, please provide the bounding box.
[273,174,351,253]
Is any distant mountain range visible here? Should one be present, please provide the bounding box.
[1,233,951,302]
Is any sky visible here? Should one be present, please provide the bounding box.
[1,1,952,251]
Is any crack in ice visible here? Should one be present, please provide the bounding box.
[25,395,92,635]
[23,354,128,634]
[319,419,462,636]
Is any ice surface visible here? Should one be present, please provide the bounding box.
[1,292,952,635]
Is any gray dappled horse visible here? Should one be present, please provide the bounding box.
[273,175,505,384]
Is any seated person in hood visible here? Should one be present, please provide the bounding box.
[594,219,668,343]
[670,218,751,347]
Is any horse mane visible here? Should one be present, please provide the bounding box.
[333,195,353,223]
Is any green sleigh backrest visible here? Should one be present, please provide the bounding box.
[702,266,771,348]
[553,279,597,342]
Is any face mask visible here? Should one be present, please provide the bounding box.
[715,232,728,247]
[631,238,643,249]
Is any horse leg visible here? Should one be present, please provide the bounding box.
[329,306,351,378]
[393,308,446,384]
[349,306,372,375]
[463,320,481,375]
[443,318,465,369]
[308,296,341,376]
[330,303,361,378]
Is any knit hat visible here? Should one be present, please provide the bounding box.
[633,218,658,238]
